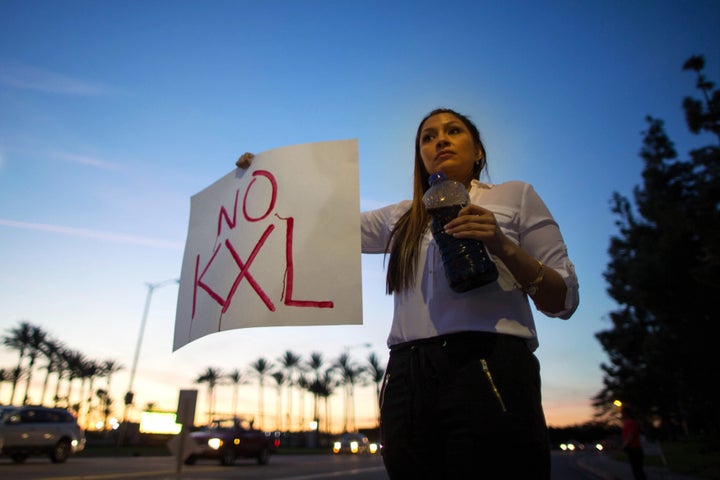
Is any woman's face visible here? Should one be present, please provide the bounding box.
[418,112,482,186]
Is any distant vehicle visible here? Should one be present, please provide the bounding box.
[0,405,86,463]
[332,432,378,455]
[559,440,586,452]
[184,417,280,466]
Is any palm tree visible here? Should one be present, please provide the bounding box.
[61,349,88,411]
[2,320,34,404]
[305,352,325,426]
[334,352,363,432]
[52,348,71,407]
[318,369,337,433]
[7,366,25,405]
[278,350,301,430]
[270,371,286,431]
[194,367,224,423]
[249,357,273,430]
[101,359,123,415]
[96,388,112,431]
[39,338,64,406]
[296,374,309,430]
[0,368,11,404]
[225,369,247,418]
[366,352,386,427]
[21,324,47,404]
[81,359,102,429]
[74,357,93,424]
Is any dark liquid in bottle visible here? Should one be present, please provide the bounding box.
[428,205,499,292]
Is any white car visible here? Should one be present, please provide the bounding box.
[0,406,86,463]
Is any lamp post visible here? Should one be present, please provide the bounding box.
[118,278,179,445]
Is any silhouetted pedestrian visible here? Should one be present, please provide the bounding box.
[621,406,647,480]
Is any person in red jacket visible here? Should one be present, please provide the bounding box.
[621,406,647,480]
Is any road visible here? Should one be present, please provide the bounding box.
[0,451,604,479]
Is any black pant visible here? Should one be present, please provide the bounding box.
[625,446,646,480]
[380,332,550,479]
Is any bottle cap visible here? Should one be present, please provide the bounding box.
[428,171,447,186]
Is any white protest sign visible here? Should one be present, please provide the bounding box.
[173,139,362,351]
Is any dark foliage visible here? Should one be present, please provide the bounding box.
[594,55,720,439]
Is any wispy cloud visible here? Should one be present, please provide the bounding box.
[0,219,184,250]
[50,152,124,171]
[0,61,113,95]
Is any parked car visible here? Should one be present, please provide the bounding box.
[0,405,86,463]
[184,417,280,466]
[332,432,378,455]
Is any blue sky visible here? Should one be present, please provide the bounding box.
[1,0,718,430]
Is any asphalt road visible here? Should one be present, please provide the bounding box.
[0,451,603,479]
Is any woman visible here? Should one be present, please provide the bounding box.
[236,108,579,478]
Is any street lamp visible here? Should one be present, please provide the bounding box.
[120,278,179,440]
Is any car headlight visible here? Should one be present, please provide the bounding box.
[208,438,223,450]
[369,443,378,454]
[333,441,341,453]
[350,441,359,453]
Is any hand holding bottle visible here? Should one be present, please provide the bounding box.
[443,204,509,258]
[422,172,498,292]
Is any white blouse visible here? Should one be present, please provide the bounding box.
[361,179,579,351]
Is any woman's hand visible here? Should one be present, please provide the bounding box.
[446,203,568,313]
[236,152,255,169]
[443,204,510,256]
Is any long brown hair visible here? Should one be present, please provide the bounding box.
[385,108,487,293]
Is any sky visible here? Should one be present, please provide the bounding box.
[1,0,718,431]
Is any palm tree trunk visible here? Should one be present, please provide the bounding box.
[312,393,319,430]
[22,354,37,404]
[343,385,350,432]
[9,366,22,405]
[65,377,75,409]
[232,384,239,418]
[375,383,381,427]
[276,388,282,431]
[40,368,52,406]
[348,383,357,432]
[299,390,306,430]
[258,382,265,430]
[206,388,212,423]
[286,385,293,431]
[53,372,63,407]
[324,397,331,433]
[210,385,216,421]
[85,378,96,430]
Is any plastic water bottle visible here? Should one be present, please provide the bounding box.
[422,172,498,292]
